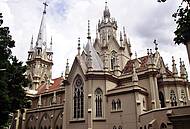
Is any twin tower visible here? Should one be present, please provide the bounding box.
[26,2,132,91]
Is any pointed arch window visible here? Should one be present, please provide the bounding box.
[73,75,84,119]
[159,91,166,108]
[113,126,117,129]
[118,126,123,129]
[170,90,177,106]
[111,50,117,70]
[116,99,121,110]
[160,123,167,129]
[181,89,187,105]
[95,88,103,117]
[112,100,116,110]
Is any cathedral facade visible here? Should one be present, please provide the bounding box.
[13,2,190,129]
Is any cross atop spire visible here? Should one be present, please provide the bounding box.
[36,2,48,48]
[43,2,48,14]
[105,0,108,7]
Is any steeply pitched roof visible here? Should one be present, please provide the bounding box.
[84,40,103,70]
[37,77,63,94]
[122,56,148,74]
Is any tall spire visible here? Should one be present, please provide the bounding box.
[50,36,52,51]
[30,35,33,50]
[153,39,158,51]
[87,20,91,39]
[36,2,48,47]
[103,0,110,19]
[172,56,178,77]
[77,37,81,55]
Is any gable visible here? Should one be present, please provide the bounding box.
[68,56,87,83]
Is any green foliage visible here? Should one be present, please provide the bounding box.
[173,1,190,45]
[0,13,30,128]
[158,0,190,45]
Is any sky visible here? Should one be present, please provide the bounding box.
[0,0,189,78]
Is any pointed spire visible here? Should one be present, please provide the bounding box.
[103,0,110,19]
[123,27,127,39]
[147,49,150,55]
[172,56,178,77]
[135,51,137,59]
[36,2,48,48]
[30,35,34,50]
[87,51,93,71]
[65,59,69,79]
[120,31,123,47]
[132,64,138,85]
[147,49,155,66]
[50,36,53,51]
[150,49,153,54]
[87,20,91,39]
[180,59,186,79]
[96,25,99,39]
[128,38,132,57]
[153,39,158,51]
[103,51,108,71]
[77,37,81,55]
[183,62,188,81]
[38,95,42,107]
[114,54,121,76]
[52,91,57,104]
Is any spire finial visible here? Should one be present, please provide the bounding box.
[77,37,81,55]
[50,36,52,45]
[147,49,150,55]
[135,51,137,59]
[123,26,126,37]
[154,39,158,51]
[105,0,108,7]
[43,2,48,14]
[132,63,138,84]
[87,20,91,39]
[96,25,98,39]
[103,0,110,18]
[30,35,33,50]
[120,31,123,41]
[172,56,178,77]
[65,59,69,79]
[49,36,52,51]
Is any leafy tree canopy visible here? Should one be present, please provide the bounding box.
[158,0,190,45]
[0,13,30,128]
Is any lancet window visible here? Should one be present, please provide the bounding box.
[95,88,103,117]
[111,50,117,70]
[73,75,84,119]
[170,90,177,106]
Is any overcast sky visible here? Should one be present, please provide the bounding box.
[0,0,189,78]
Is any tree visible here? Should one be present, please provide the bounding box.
[158,0,190,63]
[0,13,30,128]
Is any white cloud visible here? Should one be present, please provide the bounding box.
[0,0,189,78]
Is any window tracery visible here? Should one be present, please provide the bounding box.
[170,90,177,106]
[73,75,84,119]
[111,50,117,70]
[95,88,103,117]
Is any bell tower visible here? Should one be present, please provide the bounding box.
[98,1,118,47]
[26,2,53,91]
[94,1,131,71]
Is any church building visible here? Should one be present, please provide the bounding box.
[12,2,190,129]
